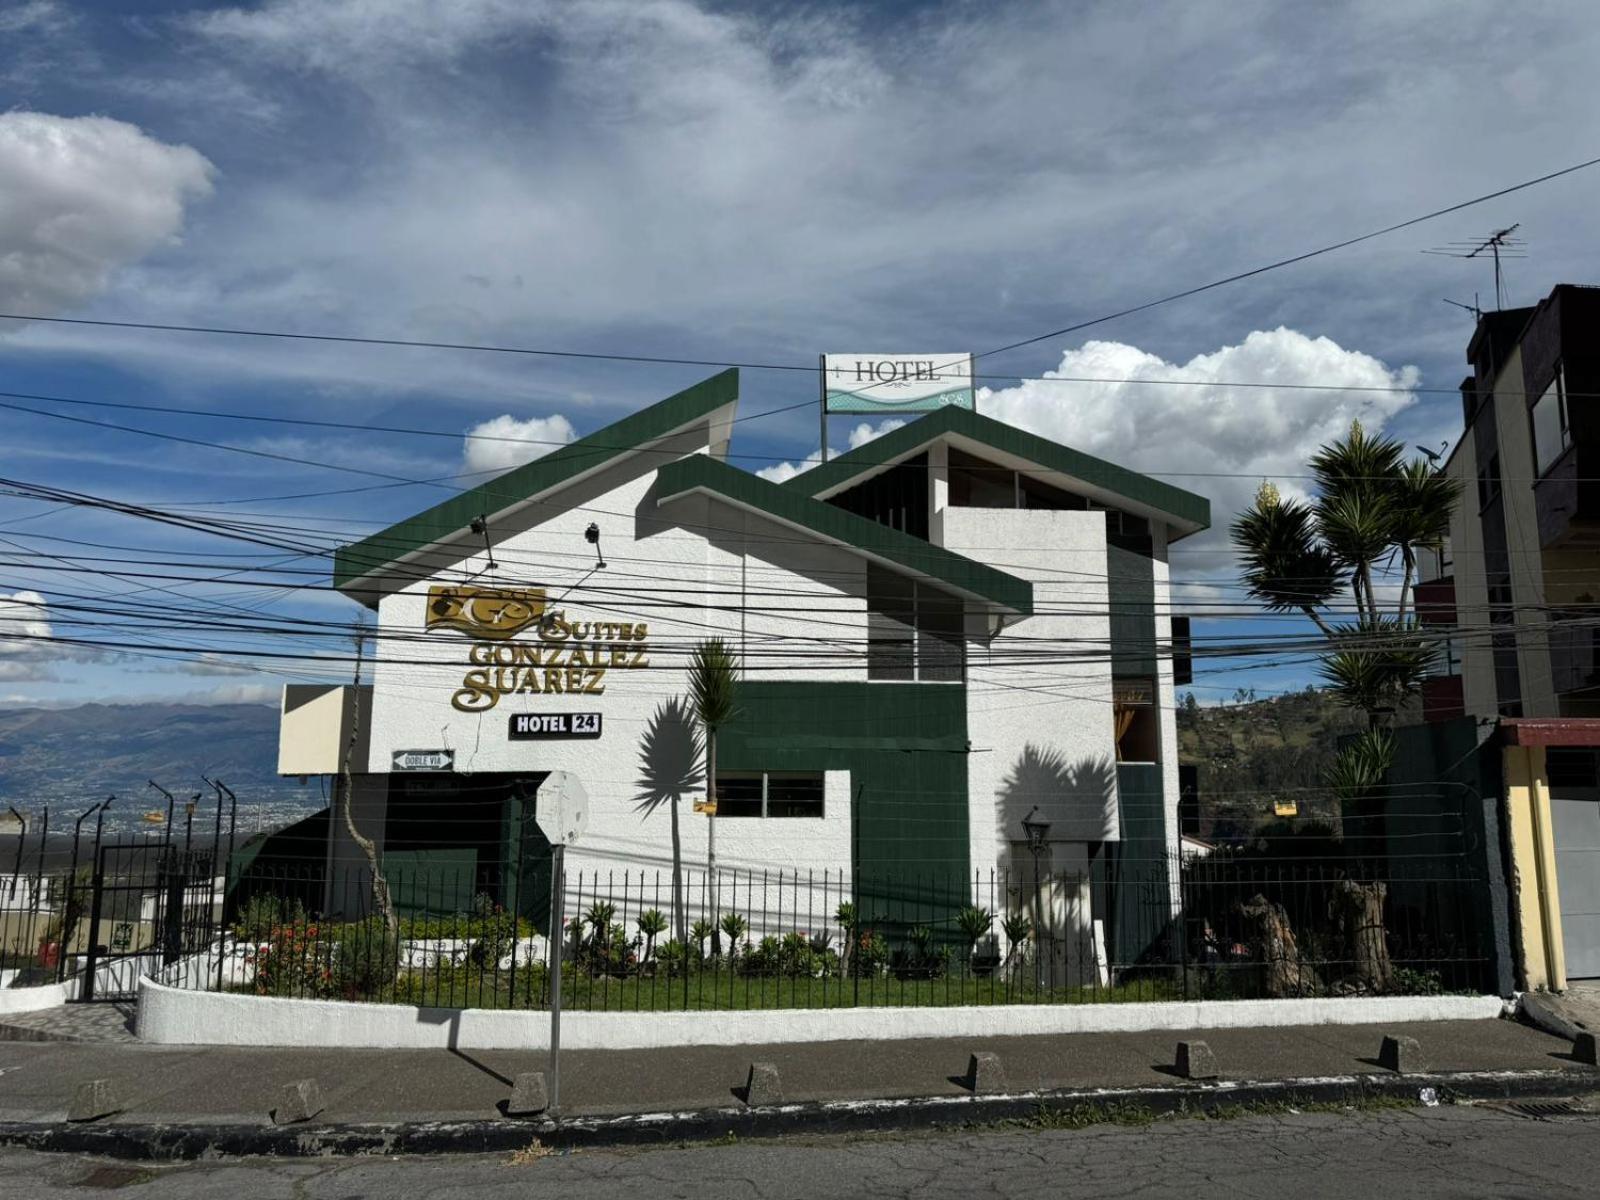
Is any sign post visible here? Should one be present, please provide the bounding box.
[534,770,589,1119]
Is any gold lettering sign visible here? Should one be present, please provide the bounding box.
[426,585,546,640]
[424,586,650,712]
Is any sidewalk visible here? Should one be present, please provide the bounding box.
[0,1011,1593,1150]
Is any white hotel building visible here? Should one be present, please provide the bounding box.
[277,369,1208,966]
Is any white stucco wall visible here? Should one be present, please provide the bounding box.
[361,452,871,914]
[942,507,1119,885]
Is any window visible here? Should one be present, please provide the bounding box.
[867,564,966,682]
[1113,677,1160,762]
[714,772,824,818]
[1532,368,1571,476]
[715,775,765,818]
[1477,451,1501,510]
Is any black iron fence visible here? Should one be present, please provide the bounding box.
[182,845,1493,1011]
[1,785,237,1001]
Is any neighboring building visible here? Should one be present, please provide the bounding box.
[277,369,1208,968]
[1417,283,1600,986]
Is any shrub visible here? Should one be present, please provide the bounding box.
[850,930,890,977]
[1389,967,1445,996]
[689,919,714,959]
[466,904,519,970]
[233,894,308,944]
[334,918,400,999]
[956,906,994,953]
[892,925,950,979]
[250,921,336,999]
[656,938,691,977]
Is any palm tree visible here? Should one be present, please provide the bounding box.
[1231,420,1463,866]
[636,908,668,963]
[688,637,740,889]
[1231,421,1463,741]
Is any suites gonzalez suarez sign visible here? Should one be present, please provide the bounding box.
[425,585,651,713]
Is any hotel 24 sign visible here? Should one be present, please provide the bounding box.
[425,585,651,713]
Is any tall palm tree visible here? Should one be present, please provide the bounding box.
[688,638,740,913]
[1231,421,1463,750]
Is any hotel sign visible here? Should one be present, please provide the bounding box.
[509,712,602,739]
[822,353,976,414]
[426,585,651,713]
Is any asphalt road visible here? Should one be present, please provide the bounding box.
[0,1104,1594,1199]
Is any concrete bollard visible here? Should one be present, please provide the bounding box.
[1176,1040,1218,1080]
[67,1079,121,1123]
[1573,1032,1599,1066]
[968,1051,1007,1095]
[506,1072,549,1117]
[271,1078,325,1126]
[744,1062,782,1107]
[1378,1034,1422,1074]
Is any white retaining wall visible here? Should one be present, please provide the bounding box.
[136,976,1507,1050]
[0,975,80,1013]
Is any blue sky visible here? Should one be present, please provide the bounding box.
[1,0,1598,707]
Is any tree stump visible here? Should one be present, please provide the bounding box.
[1237,894,1321,997]
[1333,879,1392,993]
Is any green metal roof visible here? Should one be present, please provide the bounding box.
[784,405,1211,535]
[654,453,1033,615]
[333,369,739,593]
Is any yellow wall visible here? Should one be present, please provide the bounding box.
[1503,744,1567,990]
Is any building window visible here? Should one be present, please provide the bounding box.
[714,772,825,818]
[1477,451,1501,511]
[1113,677,1160,762]
[867,565,965,682]
[1532,368,1571,476]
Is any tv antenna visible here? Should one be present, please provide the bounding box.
[1441,295,1481,321]
[1422,225,1524,309]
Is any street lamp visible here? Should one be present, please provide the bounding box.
[1021,806,1050,990]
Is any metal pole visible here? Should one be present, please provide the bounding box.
[1031,844,1044,991]
[548,841,565,1119]
[818,353,828,465]
[148,781,175,859]
[6,808,23,903]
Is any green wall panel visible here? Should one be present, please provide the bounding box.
[719,681,970,929]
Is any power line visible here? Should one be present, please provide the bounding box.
[974,154,1600,361]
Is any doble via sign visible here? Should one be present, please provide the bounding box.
[392,749,455,771]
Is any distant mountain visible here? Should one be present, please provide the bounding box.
[1176,687,1418,841]
[0,703,320,833]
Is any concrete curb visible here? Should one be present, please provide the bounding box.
[2,1068,1595,1162]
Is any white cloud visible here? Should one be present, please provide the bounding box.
[0,112,214,319]
[979,328,1418,573]
[0,590,54,681]
[462,413,578,475]
[184,682,280,705]
[0,1,65,34]
[755,419,905,484]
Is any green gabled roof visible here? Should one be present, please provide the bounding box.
[333,369,739,593]
[784,405,1210,536]
[655,454,1032,615]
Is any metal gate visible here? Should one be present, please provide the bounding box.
[80,842,219,1002]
